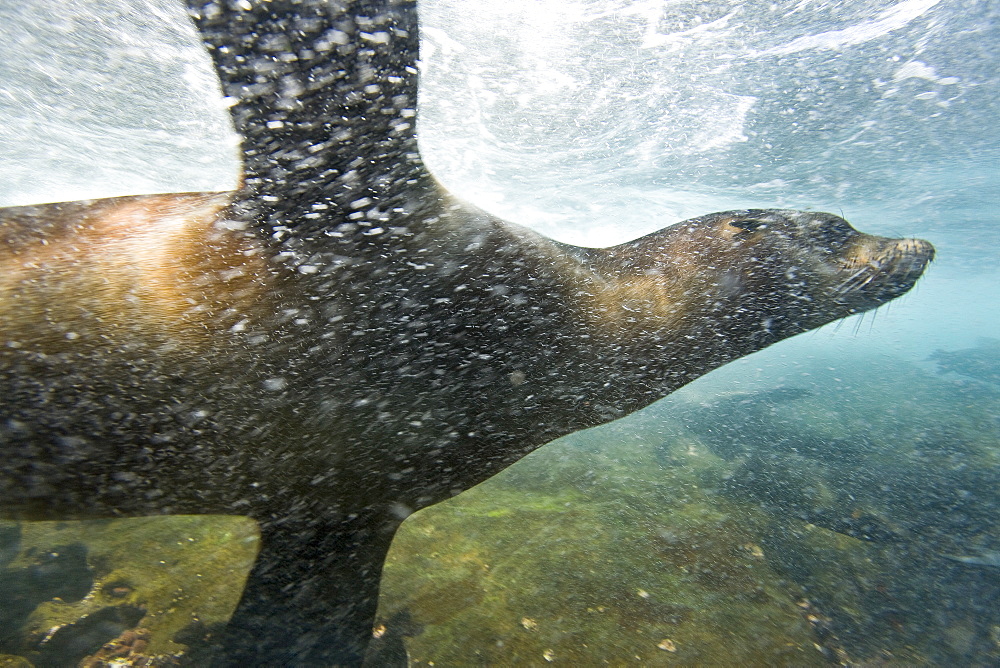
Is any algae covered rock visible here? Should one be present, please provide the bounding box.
[0,516,256,666]
[379,430,824,666]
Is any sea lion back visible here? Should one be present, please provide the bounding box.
[0,191,276,349]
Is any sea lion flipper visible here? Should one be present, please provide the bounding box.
[187,0,427,228]
[217,512,398,665]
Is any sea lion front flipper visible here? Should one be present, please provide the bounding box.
[215,511,400,666]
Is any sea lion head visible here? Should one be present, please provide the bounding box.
[599,208,933,356]
[691,208,933,337]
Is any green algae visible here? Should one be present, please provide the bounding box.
[379,433,823,666]
[2,515,256,662]
[0,657,32,668]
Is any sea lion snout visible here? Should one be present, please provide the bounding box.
[837,234,935,303]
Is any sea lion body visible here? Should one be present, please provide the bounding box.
[0,0,933,664]
[2,194,928,519]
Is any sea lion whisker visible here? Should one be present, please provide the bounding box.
[869,306,881,333]
[834,266,870,291]
[857,270,881,291]
[852,311,867,335]
[835,268,876,295]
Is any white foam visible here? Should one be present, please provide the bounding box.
[758,0,941,55]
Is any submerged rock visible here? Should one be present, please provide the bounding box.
[0,516,256,665]
[930,338,1000,385]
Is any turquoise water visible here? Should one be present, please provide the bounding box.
[0,0,997,664]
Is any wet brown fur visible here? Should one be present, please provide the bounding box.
[0,192,270,350]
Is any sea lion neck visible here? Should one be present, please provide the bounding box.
[188,0,428,237]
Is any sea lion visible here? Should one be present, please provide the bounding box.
[0,0,933,665]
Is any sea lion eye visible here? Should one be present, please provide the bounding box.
[813,218,856,248]
[729,218,768,233]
